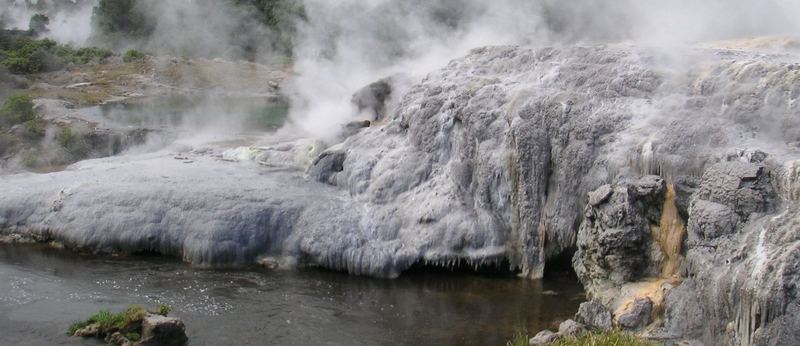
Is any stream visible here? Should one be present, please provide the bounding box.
[0,243,584,345]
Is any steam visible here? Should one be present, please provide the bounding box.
[287,0,800,138]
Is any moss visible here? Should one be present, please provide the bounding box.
[125,305,147,323]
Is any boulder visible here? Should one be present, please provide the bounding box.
[558,319,587,336]
[575,300,613,330]
[137,315,187,346]
[617,298,653,330]
[529,330,559,346]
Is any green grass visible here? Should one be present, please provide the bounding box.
[552,329,658,346]
[157,303,172,316]
[66,305,151,336]
[507,328,659,346]
[507,327,530,346]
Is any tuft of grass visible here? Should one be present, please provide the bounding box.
[551,329,659,346]
[67,320,90,336]
[125,305,147,324]
[507,327,530,346]
[157,303,172,316]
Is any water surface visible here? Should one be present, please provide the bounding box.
[0,244,584,345]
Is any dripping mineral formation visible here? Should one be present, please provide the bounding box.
[2,40,800,345]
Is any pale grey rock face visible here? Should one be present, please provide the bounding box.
[665,160,800,346]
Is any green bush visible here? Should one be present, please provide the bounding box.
[56,126,75,148]
[0,31,113,74]
[123,49,145,63]
[1,94,36,125]
[24,116,46,139]
[29,14,50,34]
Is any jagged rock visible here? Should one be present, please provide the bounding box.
[558,319,587,336]
[106,331,133,346]
[664,160,799,345]
[137,315,187,346]
[351,77,393,121]
[74,323,101,337]
[575,300,613,330]
[529,330,559,346]
[617,298,653,330]
[573,176,665,294]
[309,149,347,185]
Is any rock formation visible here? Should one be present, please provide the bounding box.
[2,41,800,344]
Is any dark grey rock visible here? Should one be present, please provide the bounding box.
[529,330,559,346]
[558,319,587,336]
[575,300,613,330]
[617,298,653,330]
[352,78,393,121]
[138,315,187,346]
[573,176,665,294]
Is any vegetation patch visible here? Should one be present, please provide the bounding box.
[0,94,35,125]
[123,49,146,63]
[507,328,659,346]
[0,30,113,74]
[67,304,172,341]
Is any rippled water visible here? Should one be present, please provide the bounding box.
[0,244,584,345]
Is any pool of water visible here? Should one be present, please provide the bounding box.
[93,95,290,133]
[0,244,584,346]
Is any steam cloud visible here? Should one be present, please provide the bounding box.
[3,0,800,139]
[286,0,800,138]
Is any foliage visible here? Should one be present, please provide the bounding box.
[507,327,530,346]
[0,32,113,74]
[24,115,46,139]
[29,14,50,34]
[232,0,306,56]
[56,126,74,148]
[123,49,146,63]
[92,0,153,40]
[0,94,36,125]
[66,305,150,336]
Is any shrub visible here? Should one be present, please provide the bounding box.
[24,116,46,139]
[29,14,50,34]
[1,94,36,125]
[56,126,74,148]
[123,49,145,63]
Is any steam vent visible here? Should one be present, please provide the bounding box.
[1,1,800,345]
